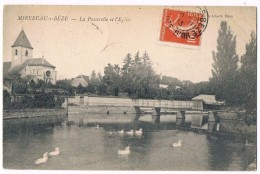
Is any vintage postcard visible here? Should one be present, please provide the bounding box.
[2,5,257,171]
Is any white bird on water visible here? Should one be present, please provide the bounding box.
[49,147,60,156]
[126,129,134,136]
[34,152,48,165]
[118,129,124,134]
[135,128,143,136]
[118,146,130,155]
[96,124,100,129]
[173,140,182,147]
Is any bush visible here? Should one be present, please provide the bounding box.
[34,92,55,108]
[9,92,60,109]
[55,97,65,107]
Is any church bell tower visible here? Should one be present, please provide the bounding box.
[11,29,33,68]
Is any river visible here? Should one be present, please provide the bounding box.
[3,112,256,170]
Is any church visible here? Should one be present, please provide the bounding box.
[3,29,57,85]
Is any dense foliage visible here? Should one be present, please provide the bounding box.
[210,21,256,125]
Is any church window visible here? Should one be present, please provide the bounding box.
[46,71,51,77]
[15,49,18,55]
[25,50,28,56]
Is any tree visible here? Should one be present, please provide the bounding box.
[121,53,132,73]
[89,70,103,94]
[141,51,151,65]
[34,92,55,108]
[240,31,257,125]
[56,79,74,95]
[103,63,121,96]
[210,21,239,105]
[124,51,160,98]
[8,71,28,94]
[76,84,85,94]
[121,53,133,95]
[133,51,142,65]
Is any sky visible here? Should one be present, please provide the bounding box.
[3,6,256,83]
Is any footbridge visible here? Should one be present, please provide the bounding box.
[132,99,220,132]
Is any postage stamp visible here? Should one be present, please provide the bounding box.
[159,7,208,46]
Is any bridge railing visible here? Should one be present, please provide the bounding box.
[68,96,203,110]
[132,99,196,109]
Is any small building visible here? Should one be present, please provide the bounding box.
[192,94,224,110]
[71,75,89,87]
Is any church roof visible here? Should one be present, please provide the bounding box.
[7,58,55,75]
[11,29,33,49]
[25,58,56,68]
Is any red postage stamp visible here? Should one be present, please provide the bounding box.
[159,7,208,46]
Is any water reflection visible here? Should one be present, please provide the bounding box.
[3,113,256,170]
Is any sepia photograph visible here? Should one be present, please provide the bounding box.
[2,4,257,171]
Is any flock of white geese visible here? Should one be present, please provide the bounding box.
[114,127,182,155]
[34,147,60,165]
[34,126,183,164]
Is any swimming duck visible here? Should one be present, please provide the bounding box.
[96,124,100,129]
[49,147,60,156]
[135,128,143,135]
[118,129,124,134]
[34,152,48,165]
[126,129,134,135]
[173,140,182,147]
[118,146,130,155]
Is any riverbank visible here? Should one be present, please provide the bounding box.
[3,108,67,120]
[219,112,256,135]
[247,158,257,171]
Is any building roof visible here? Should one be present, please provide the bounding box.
[12,29,33,49]
[25,58,56,68]
[71,75,89,87]
[192,94,224,105]
[76,75,90,82]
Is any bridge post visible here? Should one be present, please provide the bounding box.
[134,106,142,121]
[176,111,185,126]
[208,111,219,133]
[66,98,68,116]
[152,107,161,123]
